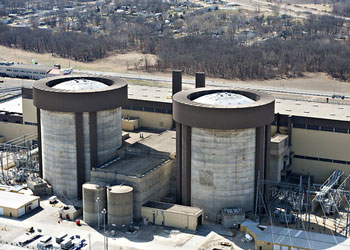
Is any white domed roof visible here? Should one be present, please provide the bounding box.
[52,79,108,91]
[194,92,255,106]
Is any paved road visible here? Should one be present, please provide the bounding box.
[75,69,350,99]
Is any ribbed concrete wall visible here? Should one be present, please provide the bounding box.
[41,110,77,198]
[97,107,122,164]
[107,185,133,227]
[82,183,107,227]
[191,127,256,221]
[41,107,122,199]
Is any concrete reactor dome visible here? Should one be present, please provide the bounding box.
[33,75,128,199]
[52,78,108,91]
[193,92,255,106]
[173,88,274,221]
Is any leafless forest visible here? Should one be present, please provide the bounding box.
[1,0,350,80]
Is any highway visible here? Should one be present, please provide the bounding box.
[75,69,350,99]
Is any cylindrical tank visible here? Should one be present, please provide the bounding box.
[191,127,256,221]
[82,183,107,227]
[107,185,133,227]
[33,76,127,199]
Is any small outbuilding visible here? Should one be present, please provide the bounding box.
[141,201,203,231]
[0,191,40,218]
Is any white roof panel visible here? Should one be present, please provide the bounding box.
[53,79,107,91]
[193,92,255,106]
[0,96,22,113]
[0,191,39,209]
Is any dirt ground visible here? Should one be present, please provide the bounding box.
[0,45,157,73]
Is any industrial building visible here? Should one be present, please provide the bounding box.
[141,201,203,231]
[0,61,61,80]
[241,220,350,250]
[0,70,349,250]
[0,191,39,218]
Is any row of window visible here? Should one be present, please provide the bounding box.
[4,69,45,75]
[273,121,349,134]
[122,105,172,114]
[24,122,38,126]
[294,154,350,165]
[293,123,349,133]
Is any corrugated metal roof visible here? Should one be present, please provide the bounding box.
[257,225,350,250]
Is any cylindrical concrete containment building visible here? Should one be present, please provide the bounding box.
[173,88,274,221]
[107,185,133,227]
[33,76,127,199]
[82,183,107,226]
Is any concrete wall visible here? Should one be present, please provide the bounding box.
[291,128,350,183]
[122,110,172,130]
[141,206,200,231]
[122,118,139,131]
[22,98,37,124]
[91,159,175,219]
[0,122,36,141]
[97,108,122,164]
[0,198,39,218]
[0,206,18,217]
[191,127,256,221]
[292,128,350,161]
[41,110,77,198]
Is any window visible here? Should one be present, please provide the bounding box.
[293,123,305,129]
[321,126,333,132]
[144,107,154,112]
[306,124,319,130]
[335,128,348,133]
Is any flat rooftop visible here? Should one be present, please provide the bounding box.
[0,191,39,209]
[127,85,350,122]
[135,130,176,154]
[142,201,202,216]
[18,83,350,122]
[97,154,169,177]
[275,99,350,122]
[128,85,172,103]
[271,134,288,143]
[96,130,175,177]
[1,62,52,72]
[0,96,22,113]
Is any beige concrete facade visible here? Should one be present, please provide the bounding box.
[271,124,350,184]
[0,122,36,141]
[291,128,350,183]
[0,191,40,218]
[122,117,139,131]
[122,110,172,130]
[91,159,175,219]
[22,98,36,124]
[141,201,202,231]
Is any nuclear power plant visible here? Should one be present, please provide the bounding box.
[1,70,350,250]
[27,73,276,228]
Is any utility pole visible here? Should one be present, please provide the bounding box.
[101,208,107,250]
[96,197,100,230]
